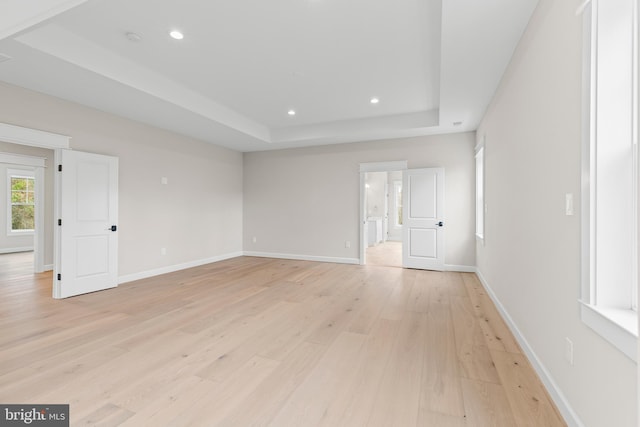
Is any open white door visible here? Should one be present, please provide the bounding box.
[402,168,444,271]
[54,150,118,299]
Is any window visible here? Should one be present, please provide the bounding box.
[580,0,638,360]
[393,180,403,227]
[7,171,35,234]
[475,144,485,240]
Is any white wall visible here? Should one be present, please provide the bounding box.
[0,82,244,279]
[0,143,54,263]
[476,0,637,426]
[243,132,475,268]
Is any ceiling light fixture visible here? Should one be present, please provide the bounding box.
[370,97,380,104]
[169,30,184,40]
[288,110,296,116]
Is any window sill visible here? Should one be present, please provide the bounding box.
[580,301,638,362]
[7,230,34,237]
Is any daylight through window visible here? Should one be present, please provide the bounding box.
[10,175,35,232]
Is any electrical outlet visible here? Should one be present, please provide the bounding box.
[345,241,351,248]
[161,247,167,256]
[161,177,168,185]
[565,337,574,365]
[252,236,257,244]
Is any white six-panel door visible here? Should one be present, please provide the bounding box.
[402,168,444,271]
[54,150,118,298]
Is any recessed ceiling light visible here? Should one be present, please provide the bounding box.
[288,110,296,116]
[125,32,142,42]
[370,97,380,104]
[169,30,184,40]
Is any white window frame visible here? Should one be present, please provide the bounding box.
[475,139,485,243]
[580,0,638,361]
[7,169,36,236]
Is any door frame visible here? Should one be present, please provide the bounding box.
[359,160,408,265]
[0,122,70,289]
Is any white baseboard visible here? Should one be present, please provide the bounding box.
[445,264,476,273]
[243,251,360,265]
[43,264,53,271]
[475,269,585,427]
[0,246,33,254]
[118,251,244,285]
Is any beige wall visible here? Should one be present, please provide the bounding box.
[0,82,244,278]
[477,0,637,426]
[0,143,54,263]
[243,132,476,268]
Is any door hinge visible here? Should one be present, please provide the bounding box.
[57,274,61,281]
[58,164,62,172]
[58,219,62,226]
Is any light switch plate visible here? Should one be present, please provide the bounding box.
[565,193,574,216]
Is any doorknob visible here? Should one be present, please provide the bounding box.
[107,225,117,232]
[436,221,444,227]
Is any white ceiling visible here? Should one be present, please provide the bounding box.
[0,0,538,152]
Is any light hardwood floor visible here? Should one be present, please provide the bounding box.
[0,251,34,280]
[366,241,402,268]
[0,257,566,426]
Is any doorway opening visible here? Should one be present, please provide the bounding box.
[0,123,70,292]
[363,170,403,267]
[359,161,408,267]
[0,148,51,280]
[360,162,446,271]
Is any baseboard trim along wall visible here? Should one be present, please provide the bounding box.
[118,251,244,284]
[243,251,360,265]
[445,264,476,273]
[475,269,585,427]
[117,251,473,287]
[0,246,34,254]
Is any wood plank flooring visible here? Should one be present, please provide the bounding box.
[0,251,34,280]
[366,241,402,268]
[0,257,566,426]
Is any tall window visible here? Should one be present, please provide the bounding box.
[475,144,485,240]
[581,0,638,360]
[8,173,35,233]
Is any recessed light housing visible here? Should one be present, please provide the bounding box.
[370,97,380,104]
[169,30,184,40]
[288,110,296,116]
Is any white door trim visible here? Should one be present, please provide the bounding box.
[359,161,408,265]
[0,122,70,149]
